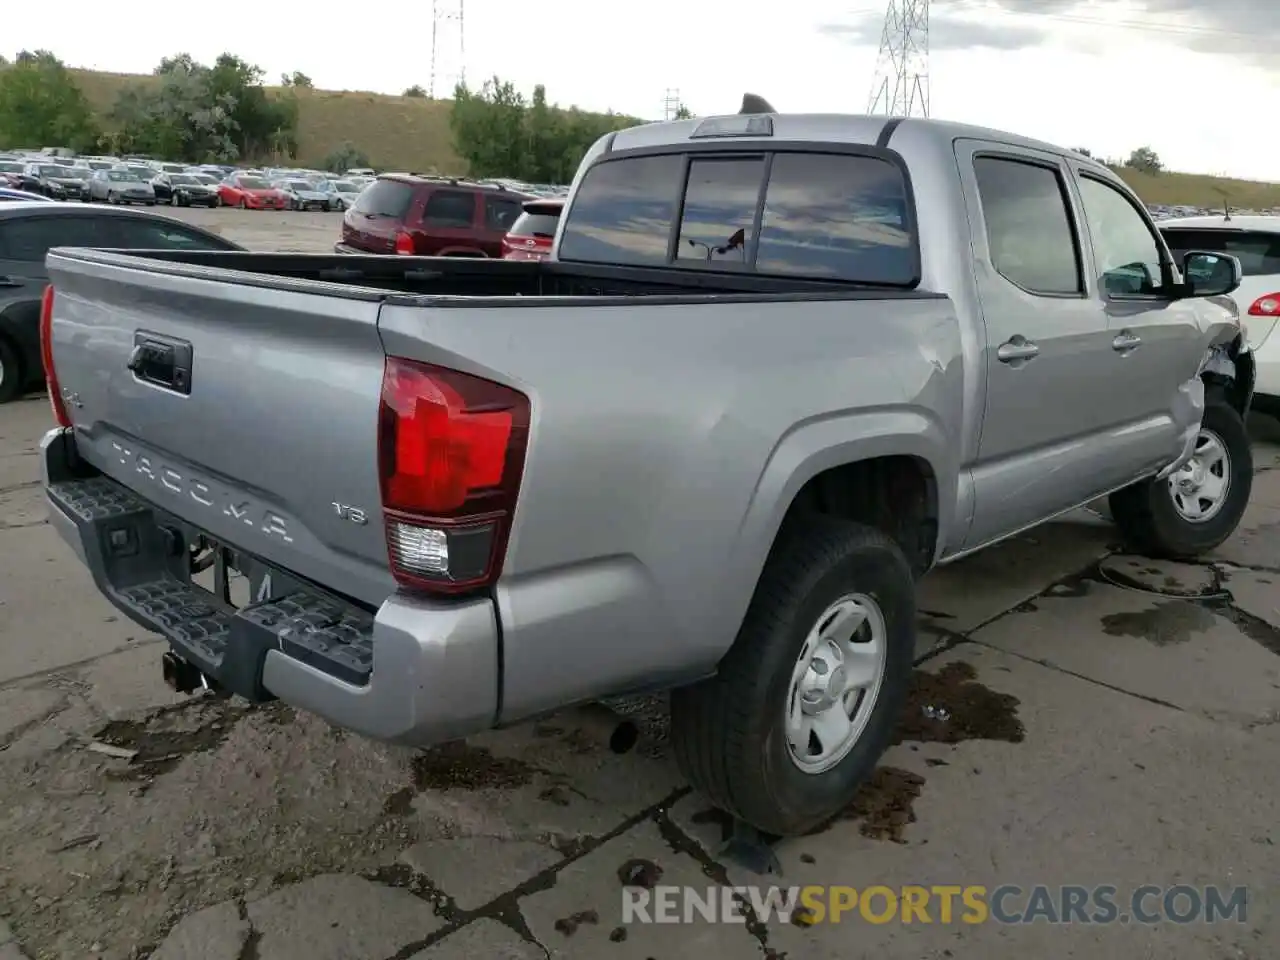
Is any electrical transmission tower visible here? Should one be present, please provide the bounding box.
[430,0,466,98]
[866,0,930,118]
[662,88,682,121]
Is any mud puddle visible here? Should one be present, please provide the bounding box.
[91,696,256,779]
[1101,602,1218,646]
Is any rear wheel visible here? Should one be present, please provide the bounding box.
[1109,395,1252,558]
[670,519,916,836]
[237,197,247,209]
[0,337,23,404]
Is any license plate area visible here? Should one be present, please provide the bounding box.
[189,536,303,610]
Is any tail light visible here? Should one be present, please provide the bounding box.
[378,357,530,594]
[39,286,72,428]
[394,230,415,256]
[1247,293,1280,317]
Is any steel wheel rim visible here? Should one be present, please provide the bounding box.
[784,593,888,775]
[1168,427,1231,524]
[0,351,6,389]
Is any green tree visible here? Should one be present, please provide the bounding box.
[112,53,298,163]
[0,51,98,150]
[281,71,313,88]
[1126,146,1163,175]
[323,142,370,173]
[450,76,640,182]
[674,104,693,119]
[403,85,427,98]
[1071,146,1093,158]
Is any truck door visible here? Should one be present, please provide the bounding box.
[955,141,1130,548]
[1069,167,1205,479]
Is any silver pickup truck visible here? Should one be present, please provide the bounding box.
[39,105,1253,837]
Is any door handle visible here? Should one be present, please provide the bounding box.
[997,338,1040,362]
[0,276,21,288]
[1112,332,1142,352]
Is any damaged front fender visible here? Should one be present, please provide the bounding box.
[1157,337,1254,481]
[1155,375,1205,481]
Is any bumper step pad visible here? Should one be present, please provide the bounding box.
[49,477,375,698]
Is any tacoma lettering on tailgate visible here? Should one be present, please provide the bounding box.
[110,441,293,543]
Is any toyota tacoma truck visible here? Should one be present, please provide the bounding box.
[39,104,1253,836]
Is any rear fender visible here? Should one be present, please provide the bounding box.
[722,408,954,638]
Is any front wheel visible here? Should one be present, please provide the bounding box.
[670,519,916,836]
[1109,396,1252,559]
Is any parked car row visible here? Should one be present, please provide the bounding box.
[0,152,377,213]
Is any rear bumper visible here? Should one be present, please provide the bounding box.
[40,427,499,746]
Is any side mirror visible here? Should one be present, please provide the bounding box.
[1181,251,1242,298]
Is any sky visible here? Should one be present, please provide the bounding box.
[11,0,1280,180]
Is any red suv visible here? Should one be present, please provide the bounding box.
[336,175,533,257]
[501,198,564,261]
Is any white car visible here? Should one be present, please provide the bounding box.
[1160,215,1280,413]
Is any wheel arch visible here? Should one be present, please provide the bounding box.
[723,410,952,645]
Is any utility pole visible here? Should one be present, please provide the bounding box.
[430,0,466,98]
[867,0,930,118]
[662,88,682,121]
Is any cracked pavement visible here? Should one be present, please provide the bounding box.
[1,212,1279,960]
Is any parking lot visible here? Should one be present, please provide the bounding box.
[1,207,1279,960]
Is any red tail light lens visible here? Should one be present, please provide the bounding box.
[1247,293,1280,317]
[394,230,415,256]
[378,358,530,593]
[39,286,71,428]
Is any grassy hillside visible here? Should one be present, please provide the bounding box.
[72,69,464,173]
[67,69,1280,207]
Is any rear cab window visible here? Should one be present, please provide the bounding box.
[557,148,918,284]
[353,179,416,219]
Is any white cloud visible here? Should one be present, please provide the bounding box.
[11,0,1280,179]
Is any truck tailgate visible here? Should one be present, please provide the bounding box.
[45,249,396,608]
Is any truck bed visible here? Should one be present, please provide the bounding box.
[61,248,937,302]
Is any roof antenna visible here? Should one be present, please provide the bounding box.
[739,93,776,115]
[1223,198,1232,221]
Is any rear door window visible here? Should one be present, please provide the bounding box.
[424,190,477,228]
[1159,228,1280,277]
[0,215,109,266]
[352,179,415,219]
[557,154,684,265]
[106,217,238,251]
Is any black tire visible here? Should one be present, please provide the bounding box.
[1109,396,1252,559]
[670,518,916,837]
[238,197,247,209]
[0,336,23,404]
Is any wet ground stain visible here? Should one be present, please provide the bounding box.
[92,697,250,778]
[1100,600,1218,646]
[553,908,598,936]
[617,858,664,888]
[409,742,537,790]
[811,766,926,844]
[895,661,1026,746]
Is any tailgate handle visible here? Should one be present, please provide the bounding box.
[128,332,193,395]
